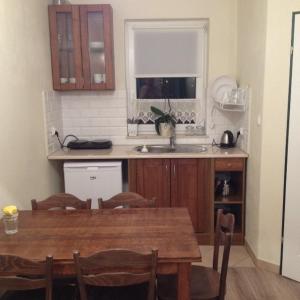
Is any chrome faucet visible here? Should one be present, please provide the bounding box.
[169,126,176,149]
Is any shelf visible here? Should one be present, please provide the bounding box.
[213,87,248,112]
[214,195,243,204]
[214,201,243,205]
[214,101,246,112]
[213,157,246,245]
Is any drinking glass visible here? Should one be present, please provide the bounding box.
[3,213,18,235]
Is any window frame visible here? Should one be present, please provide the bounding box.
[125,19,209,135]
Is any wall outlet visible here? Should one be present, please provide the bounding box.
[50,127,57,136]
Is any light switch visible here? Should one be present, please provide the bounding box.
[257,115,262,126]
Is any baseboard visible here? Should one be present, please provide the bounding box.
[245,240,280,274]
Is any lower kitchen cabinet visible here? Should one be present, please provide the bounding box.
[128,158,213,243]
[171,159,211,237]
[129,159,171,207]
[213,158,246,245]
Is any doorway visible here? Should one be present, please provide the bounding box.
[281,12,300,282]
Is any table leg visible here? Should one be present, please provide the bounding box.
[177,263,191,300]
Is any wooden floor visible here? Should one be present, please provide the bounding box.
[197,246,300,300]
[226,267,300,300]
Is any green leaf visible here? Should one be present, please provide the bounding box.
[154,119,161,135]
[151,106,165,117]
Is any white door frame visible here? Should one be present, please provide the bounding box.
[281,11,300,282]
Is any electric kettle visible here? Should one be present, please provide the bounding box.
[220,130,240,148]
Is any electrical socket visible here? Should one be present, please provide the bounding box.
[50,127,57,136]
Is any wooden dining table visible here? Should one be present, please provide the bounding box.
[0,207,201,300]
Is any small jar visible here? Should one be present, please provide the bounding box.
[3,213,18,235]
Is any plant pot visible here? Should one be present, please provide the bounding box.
[128,124,138,137]
[159,123,173,137]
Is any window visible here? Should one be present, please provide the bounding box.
[136,78,196,99]
[125,19,208,135]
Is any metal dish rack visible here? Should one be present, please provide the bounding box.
[213,87,248,112]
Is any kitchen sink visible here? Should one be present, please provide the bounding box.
[135,144,208,153]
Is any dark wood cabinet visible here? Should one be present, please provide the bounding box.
[171,159,211,235]
[48,4,114,91]
[213,158,246,245]
[129,157,247,245]
[129,159,171,207]
[129,158,212,241]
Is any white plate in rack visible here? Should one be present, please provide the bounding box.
[210,76,237,103]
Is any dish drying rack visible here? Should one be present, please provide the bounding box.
[213,87,248,112]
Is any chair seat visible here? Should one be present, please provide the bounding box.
[157,266,220,300]
[0,285,76,300]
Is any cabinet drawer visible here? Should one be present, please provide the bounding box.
[215,158,244,171]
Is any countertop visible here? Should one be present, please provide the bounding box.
[48,145,248,160]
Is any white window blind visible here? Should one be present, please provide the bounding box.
[134,29,204,77]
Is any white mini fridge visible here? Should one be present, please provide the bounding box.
[64,161,122,209]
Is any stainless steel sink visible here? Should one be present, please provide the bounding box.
[135,144,208,153]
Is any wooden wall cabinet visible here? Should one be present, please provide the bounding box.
[128,158,212,243]
[48,4,114,91]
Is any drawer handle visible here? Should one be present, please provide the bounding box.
[227,163,232,167]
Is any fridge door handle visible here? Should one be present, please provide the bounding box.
[86,167,99,171]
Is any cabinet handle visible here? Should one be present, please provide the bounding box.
[165,164,168,171]
[173,165,176,175]
[227,163,232,167]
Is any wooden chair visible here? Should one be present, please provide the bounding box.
[157,209,235,300]
[73,249,158,300]
[0,254,53,300]
[31,193,92,210]
[98,192,155,209]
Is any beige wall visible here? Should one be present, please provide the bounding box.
[71,0,238,88]
[0,0,61,210]
[258,0,300,265]
[237,0,267,257]
[238,0,300,266]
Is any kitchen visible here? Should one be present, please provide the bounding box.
[1,0,300,299]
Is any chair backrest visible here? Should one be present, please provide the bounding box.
[98,192,156,209]
[0,254,53,300]
[212,209,235,300]
[31,193,92,210]
[73,249,158,300]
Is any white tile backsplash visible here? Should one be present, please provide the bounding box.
[43,89,250,152]
[42,91,62,154]
[62,91,128,142]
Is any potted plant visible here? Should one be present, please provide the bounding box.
[127,117,138,136]
[150,106,176,137]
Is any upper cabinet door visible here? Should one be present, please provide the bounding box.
[49,5,83,90]
[48,4,114,91]
[80,5,115,90]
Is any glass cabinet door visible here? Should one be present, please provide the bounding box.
[49,6,82,90]
[80,5,115,90]
[57,13,75,84]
